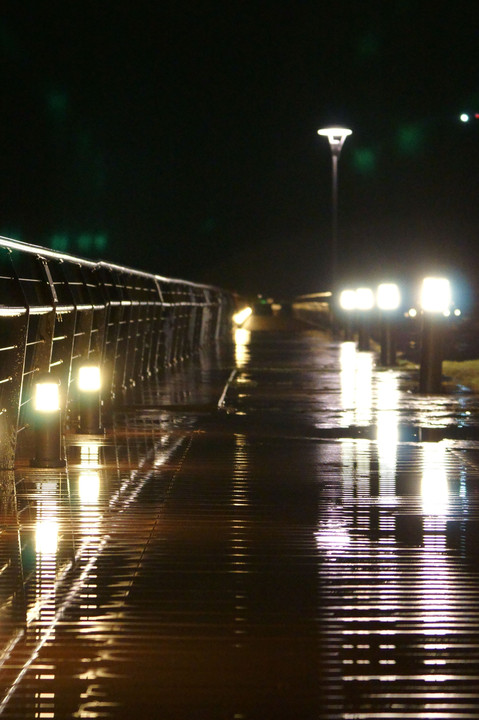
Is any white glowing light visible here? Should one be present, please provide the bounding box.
[460,113,470,122]
[34,381,60,413]
[78,365,101,392]
[232,306,253,325]
[355,287,374,311]
[377,283,401,311]
[420,277,451,313]
[339,289,357,311]
[408,307,417,318]
[317,127,353,149]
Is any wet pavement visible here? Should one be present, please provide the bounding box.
[3,318,479,717]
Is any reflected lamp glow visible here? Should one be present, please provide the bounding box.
[421,443,449,516]
[79,470,101,504]
[339,289,357,311]
[377,283,401,311]
[355,287,374,311]
[34,378,60,413]
[420,277,451,314]
[36,520,59,555]
[80,442,101,467]
[78,364,101,392]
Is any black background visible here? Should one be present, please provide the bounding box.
[2,1,479,302]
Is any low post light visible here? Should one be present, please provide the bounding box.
[77,362,102,434]
[356,287,374,351]
[31,373,65,468]
[419,277,451,393]
[338,289,357,340]
[377,283,401,366]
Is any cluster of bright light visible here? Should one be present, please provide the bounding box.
[420,277,451,314]
[339,283,400,312]
[34,380,60,413]
[78,365,101,392]
[232,306,252,326]
[460,113,479,123]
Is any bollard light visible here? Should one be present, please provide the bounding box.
[34,378,61,413]
[232,306,253,326]
[420,277,451,314]
[339,289,357,311]
[355,287,374,350]
[419,277,451,393]
[377,283,401,366]
[77,363,102,435]
[338,289,357,341]
[78,364,101,393]
[31,373,65,468]
[355,287,374,311]
[377,283,401,311]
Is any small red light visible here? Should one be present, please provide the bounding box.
[475,113,479,119]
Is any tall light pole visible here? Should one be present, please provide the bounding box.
[317,126,352,293]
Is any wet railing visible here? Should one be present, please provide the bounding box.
[0,237,235,468]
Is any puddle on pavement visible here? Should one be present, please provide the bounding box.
[2,332,479,717]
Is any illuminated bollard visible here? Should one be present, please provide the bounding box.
[77,363,102,434]
[356,287,374,351]
[339,289,356,341]
[377,283,401,366]
[31,374,65,468]
[418,277,450,393]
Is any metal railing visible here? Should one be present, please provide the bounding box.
[0,237,235,468]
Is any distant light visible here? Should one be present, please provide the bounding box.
[377,283,401,311]
[408,308,417,318]
[232,306,252,325]
[460,113,470,122]
[317,126,352,151]
[454,308,462,317]
[339,289,357,311]
[355,287,374,311]
[78,365,101,392]
[420,277,451,314]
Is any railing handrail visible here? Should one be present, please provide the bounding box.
[0,236,235,468]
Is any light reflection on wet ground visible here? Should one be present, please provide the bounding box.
[2,330,479,716]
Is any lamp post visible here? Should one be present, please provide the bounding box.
[317,126,352,293]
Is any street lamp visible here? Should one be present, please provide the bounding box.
[317,126,352,292]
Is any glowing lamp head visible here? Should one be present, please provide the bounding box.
[78,364,101,393]
[355,287,374,311]
[34,376,61,413]
[377,283,401,311]
[420,277,451,314]
[339,289,357,311]
[318,126,352,155]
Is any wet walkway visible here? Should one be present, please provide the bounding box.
[3,319,479,718]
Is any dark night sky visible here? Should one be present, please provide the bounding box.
[2,1,479,300]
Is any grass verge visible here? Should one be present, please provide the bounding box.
[443,360,479,393]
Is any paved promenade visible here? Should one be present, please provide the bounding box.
[2,312,479,718]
